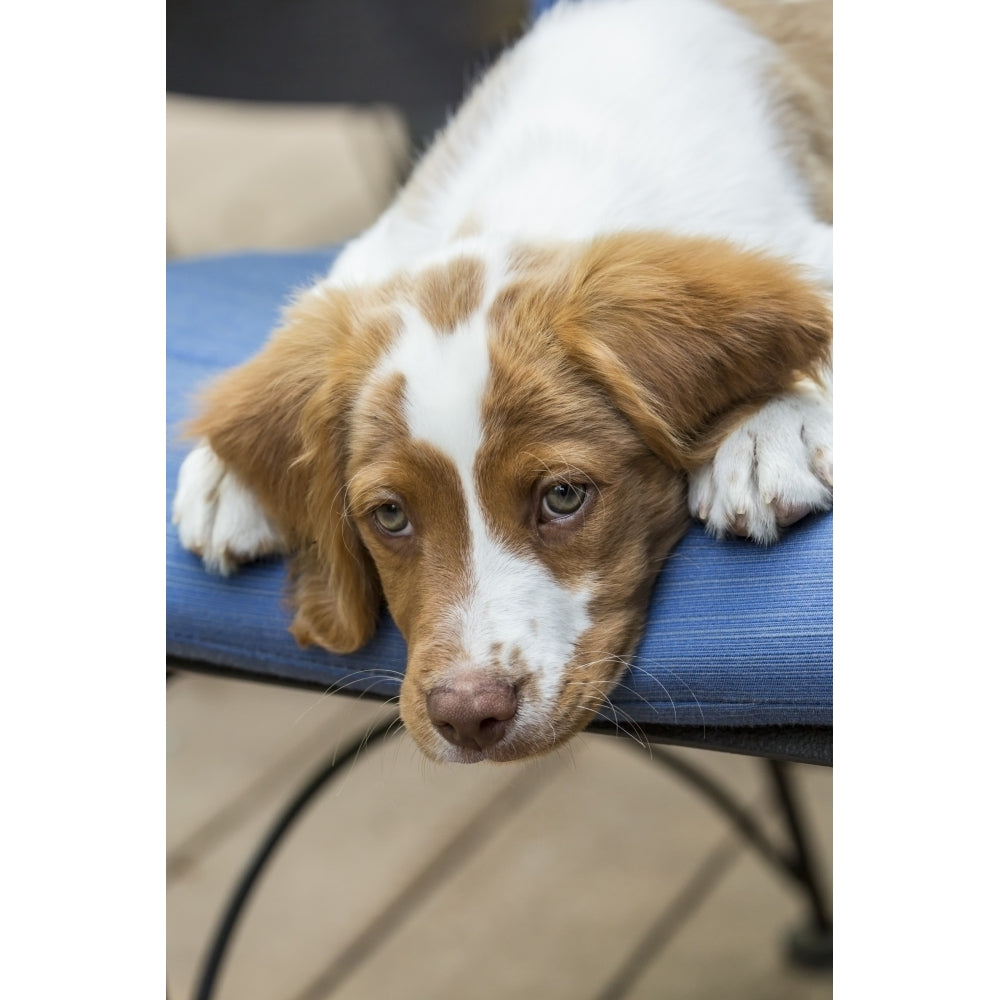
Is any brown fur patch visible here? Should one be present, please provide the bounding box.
[411,255,486,333]
[348,440,472,637]
[493,232,831,469]
[189,284,404,654]
[349,371,411,462]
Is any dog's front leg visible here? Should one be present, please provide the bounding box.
[688,378,832,544]
[172,441,287,575]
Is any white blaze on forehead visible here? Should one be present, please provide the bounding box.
[375,273,593,696]
[371,239,502,482]
[380,305,490,475]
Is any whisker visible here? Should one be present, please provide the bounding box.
[624,661,707,735]
[292,670,403,728]
[612,673,679,725]
[559,674,652,753]
[564,650,691,728]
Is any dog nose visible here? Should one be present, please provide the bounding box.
[426,679,519,750]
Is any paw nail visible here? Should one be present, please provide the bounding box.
[812,449,833,488]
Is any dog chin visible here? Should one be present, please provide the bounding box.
[434,742,522,765]
[430,736,556,766]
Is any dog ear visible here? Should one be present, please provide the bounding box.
[542,233,832,469]
[189,287,383,653]
[286,519,382,656]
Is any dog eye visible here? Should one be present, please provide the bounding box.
[372,502,411,536]
[541,482,588,520]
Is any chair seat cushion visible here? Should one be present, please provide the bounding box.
[167,249,832,733]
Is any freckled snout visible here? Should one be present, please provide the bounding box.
[426,677,519,751]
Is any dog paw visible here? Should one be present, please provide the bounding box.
[172,442,286,574]
[688,388,832,544]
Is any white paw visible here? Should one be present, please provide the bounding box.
[688,387,832,544]
[172,442,286,575]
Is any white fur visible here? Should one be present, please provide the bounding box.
[379,303,491,481]
[329,0,831,289]
[172,442,285,574]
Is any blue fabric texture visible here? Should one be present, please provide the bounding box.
[166,249,832,728]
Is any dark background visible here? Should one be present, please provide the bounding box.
[167,0,530,147]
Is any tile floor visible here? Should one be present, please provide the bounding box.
[167,672,832,1000]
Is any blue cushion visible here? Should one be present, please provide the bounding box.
[166,249,832,732]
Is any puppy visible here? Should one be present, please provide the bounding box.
[173,0,833,763]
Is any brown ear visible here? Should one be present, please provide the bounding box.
[540,233,832,469]
[189,287,382,653]
[287,527,381,655]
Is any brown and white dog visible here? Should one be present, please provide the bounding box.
[173,0,832,763]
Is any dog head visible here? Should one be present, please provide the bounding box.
[194,233,830,762]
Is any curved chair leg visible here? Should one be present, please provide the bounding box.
[192,716,400,1000]
[643,745,832,968]
[766,759,833,968]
